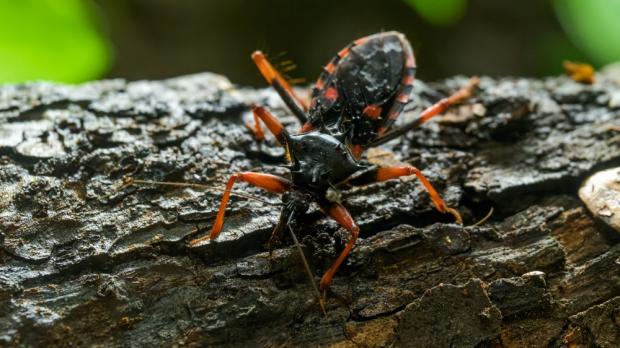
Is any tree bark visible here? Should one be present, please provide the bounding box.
[1,72,619,347]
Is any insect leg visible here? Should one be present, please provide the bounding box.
[245,108,265,141]
[413,76,480,127]
[252,105,293,147]
[344,166,462,224]
[371,77,480,147]
[252,51,308,124]
[253,105,298,161]
[191,172,292,244]
[319,202,360,291]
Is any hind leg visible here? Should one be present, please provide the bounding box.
[252,51,308,124]
[344,166,462,224]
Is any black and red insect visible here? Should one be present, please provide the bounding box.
[191,31,479,291]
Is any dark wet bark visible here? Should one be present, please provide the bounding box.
[1,72,620,347]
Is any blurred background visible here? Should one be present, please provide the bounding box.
[0,0,618,86]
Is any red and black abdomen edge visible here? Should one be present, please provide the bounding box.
[303,32,416,148]
[378,37,416,136]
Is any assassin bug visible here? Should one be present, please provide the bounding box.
[191,31,479,291]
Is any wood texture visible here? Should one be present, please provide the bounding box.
[1,72,620,347]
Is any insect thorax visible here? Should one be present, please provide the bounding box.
[288,132,362,194]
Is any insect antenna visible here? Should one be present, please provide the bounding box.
[123,178,282,207]
[472,207,494,227]
[286,213,328,317]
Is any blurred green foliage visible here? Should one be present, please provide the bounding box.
[0,0,110,83]
[554,0,620,66]
[405,0,467,26]
[0,1,619,84]
[406,0,620,68]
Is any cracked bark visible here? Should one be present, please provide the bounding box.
[1,71,620,347]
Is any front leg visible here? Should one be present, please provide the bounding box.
[319,202,360,291]
[191,172,292,245]
[344,166,462,224]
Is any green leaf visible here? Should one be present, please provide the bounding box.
[0,0,111,83]
[554,0,620,65]
[405,0,468,26]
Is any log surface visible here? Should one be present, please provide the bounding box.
[1,72,620,347]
